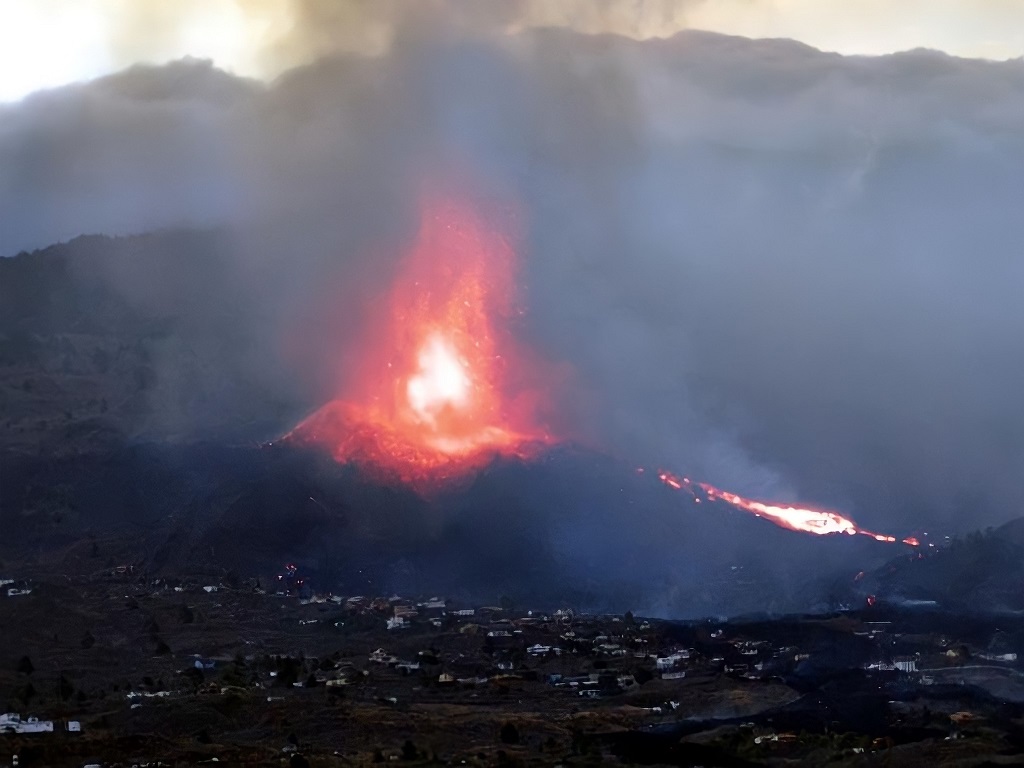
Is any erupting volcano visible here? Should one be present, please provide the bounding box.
[285,194,552,487]
[655,470,919,546]
[287,190,920,545]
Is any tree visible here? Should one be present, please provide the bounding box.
[58,674,74,701]
[500,722,520,745]
[14,682,36,707]
[401,739,418,760]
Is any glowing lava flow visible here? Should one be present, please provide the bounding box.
[655,470,919,546]
[284,195,551,488]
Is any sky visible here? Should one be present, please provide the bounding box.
[2,0,1024,102]
[3,0,1024,557]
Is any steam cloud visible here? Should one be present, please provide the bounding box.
[4,6,1024,540]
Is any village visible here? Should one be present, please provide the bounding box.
[3,559,1024,765]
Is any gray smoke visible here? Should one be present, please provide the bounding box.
[4,16,1024,537]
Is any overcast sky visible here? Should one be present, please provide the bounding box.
[4,1,1024,541]
[2,0,1024,102]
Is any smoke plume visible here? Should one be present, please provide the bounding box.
[4,7,1024,546]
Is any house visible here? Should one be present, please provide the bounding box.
[656,652,688,671]
[866,657,918,673]
[980,652,1018,662]
[193,657,216,670]
[6,588,31,598]
[330,664,364,685]
[0,714,54,734]
[369,649,398,665]
[66,721,81,733]
[386,616,408,630]
[662,670,687,680]
[452,609,475,617]
[20,716,54,734]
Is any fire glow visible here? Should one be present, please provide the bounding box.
[655,470,919,546]
[284,195,551,488]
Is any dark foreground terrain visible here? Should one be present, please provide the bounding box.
[4,558,1024,767]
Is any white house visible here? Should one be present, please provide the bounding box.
[0,714,54,733]
[656,651,689,671]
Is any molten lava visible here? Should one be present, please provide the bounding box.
[285,195,551,488]
[656,471,918,545]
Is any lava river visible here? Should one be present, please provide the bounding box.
[654,470,919,546]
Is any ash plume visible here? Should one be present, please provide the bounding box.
[4,3,1024,595]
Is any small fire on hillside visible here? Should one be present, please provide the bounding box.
[284,194,552,488]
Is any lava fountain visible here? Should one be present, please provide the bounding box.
[284,194,553,488]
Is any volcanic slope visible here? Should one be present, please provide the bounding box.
[855,517,1024,612]
[0,230,296,455]
[2,434,912,618]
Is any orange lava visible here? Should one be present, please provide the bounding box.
[285,195,552,488]
[657,471,918,545]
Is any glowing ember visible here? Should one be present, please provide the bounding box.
[284,195,551,488]
[656,471,918,545]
